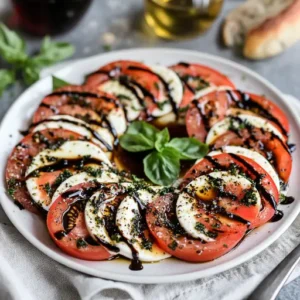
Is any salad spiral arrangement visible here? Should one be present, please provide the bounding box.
[5,60,295,270]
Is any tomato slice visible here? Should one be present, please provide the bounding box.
[186,90,229,142]
[32,85,120,125]
[5,129,85,213]
[182,153,280,228]
[146,193,247,262]
[85,60,169,117]
[186,90,290,142]
[170,62,235,107]
[47,182,113,260]
[211,128,292,183]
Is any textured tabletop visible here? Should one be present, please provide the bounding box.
[0,0,299,299]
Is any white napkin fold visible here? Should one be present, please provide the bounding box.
[1,89,300,300]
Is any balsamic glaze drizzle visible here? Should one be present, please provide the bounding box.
[280,196,295,205]
[226,90,289,137]
[31,118,113,151]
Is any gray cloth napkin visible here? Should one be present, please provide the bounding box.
[0,95,300,300]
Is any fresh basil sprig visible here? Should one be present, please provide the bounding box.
[120,121,208,185]
[0,23,75,95]
[52,76,71,90]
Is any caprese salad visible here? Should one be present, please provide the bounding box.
[5,60,295,271]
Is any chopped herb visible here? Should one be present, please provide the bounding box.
[76,238,88,249]
[195,222,218,239]
[159,186,175,196]
[241,189,258,206]
[111,233,122,242]
[141,239,153,250]
[83,166,103,177]
[31,170,40,178]
[223,243,228,248]
[43,183,53,196]
[54,169,72,186]
[168,240,178,251]
[103,44,111,51]
[157,100,169,110]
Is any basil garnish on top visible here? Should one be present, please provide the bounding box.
[120,121,208,185]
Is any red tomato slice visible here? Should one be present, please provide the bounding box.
[85,60,170,117]
[5,129,86,213]
[146,193,247,262]
[170,62,235,107]
[186,90,290,142]
[211,128,292,183]
[32,85,120,125]
[186,90,229,142]
[182,153,279,228]
[47,182,112,260]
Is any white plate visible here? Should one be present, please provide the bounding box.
[0,48,299,284]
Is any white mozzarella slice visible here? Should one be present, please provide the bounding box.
[106,105,127,136]
[208,146,280,192]
[206,114,284,145]
[32,115,114,152]
[51,168,120,205]
[26,141,111,176]
[177,171,261,242]
[99,80,143,121]
[193,85,233,101]
[85,193,119,256]
[149,65,183,117]
[116,195,170,261]
[85,187,168,261]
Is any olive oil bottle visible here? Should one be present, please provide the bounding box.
[144,0,223,39]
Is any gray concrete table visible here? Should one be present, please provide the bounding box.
[0,0,299,299]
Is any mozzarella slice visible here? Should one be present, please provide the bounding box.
[208,146,280,192]
[51,168,120,205]
[149,65,183,117]
[85,188,169,261]
[193,85,233,101]
[32,115,114,152]
[177,171,261,242]
[206,114,285,145]
[99,80,143,121]
[26,141,111,177]
[116,195,170,261]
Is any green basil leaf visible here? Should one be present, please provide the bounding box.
[126,121,159,142]
[52,76,70,90]
[22,65,40,85]
[143,148,180,185]
[0,23,27,64]
[120,133,154,152]
[167,137,209,160]
[0,69,15,95]
[31,36,75,67]
[155,128,170,152]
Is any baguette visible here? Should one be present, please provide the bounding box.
[244,0,300,59]
[223,0,300,59]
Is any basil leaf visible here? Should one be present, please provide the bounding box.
[0,23,27,64]
[167,137,208,160]
[31,36,75,67]
[22,65,40,85]
[143,148,180,185]
[0,69,15,95]
[126,121,159,142]
[155,128,170,152]
[52,76,70,90]
[120,133,154,152]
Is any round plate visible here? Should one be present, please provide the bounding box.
[0,48,299,284]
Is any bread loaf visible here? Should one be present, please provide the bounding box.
[223,0,300,59]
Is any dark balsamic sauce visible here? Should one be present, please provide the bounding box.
[226,90,289,137]
[177,62,190,67]
[270,210,284,222]
[192,99,210,132]
[280,196,295,205]
[14,200,24,210]
[31,117,113,151]
[127,65,179,115]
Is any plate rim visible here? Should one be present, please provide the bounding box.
[1,47,300,284]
